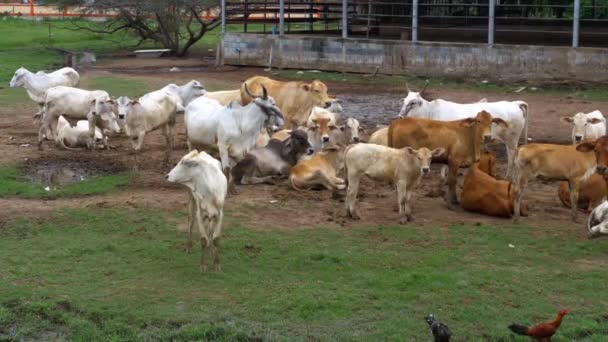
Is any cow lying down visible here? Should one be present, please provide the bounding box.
[461,151,528,218]
[55,115,119,150]
[289,144,347,191]
[558,173,607,213]
[232,130,313,185]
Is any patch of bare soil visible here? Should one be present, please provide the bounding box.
[1,61,606,239]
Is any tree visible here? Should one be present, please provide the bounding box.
[50,0,221,56]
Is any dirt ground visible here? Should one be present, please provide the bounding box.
[2,57,607,236]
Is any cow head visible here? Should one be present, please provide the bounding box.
[167,150,201,184]
[398,82,429,117]
[283,129,314,164]
[115,96,139,120]
[301,80,337,109]
[338,117,362,143]
[9,67,28,88]
[90,97,119,131]
[405,147,445,175]
[477,151,497,177]
[577,136,608,174]
[182,80,206,105]
[460,111,508,161]
[561,112,605,144]
[244,84,285,130]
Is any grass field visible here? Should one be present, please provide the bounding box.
[1,208,607,340]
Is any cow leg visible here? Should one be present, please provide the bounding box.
[568,180,580,222]
[37,124,47,151]
[243,175,276,185]
[212,237,221,272]
[445,161,460,209]
[505,142,517,181]
[199,236,209,272]
[185,192,196,253]
[345,173,361,220]
[513,171,528,223]
[397,180,413,224]
[589,221,608,238]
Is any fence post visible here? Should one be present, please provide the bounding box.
[488,0,495,45]
[412,0,418,42]
[573,0,581,47]
[279,0,285,36]
[221,0,226,34]
[30,0,35,16]
[342,0,348,38]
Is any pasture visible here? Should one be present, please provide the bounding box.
[2,19,608,341]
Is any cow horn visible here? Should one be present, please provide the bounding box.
[420,80,429,94]
[261,85,268,100]
[244,83,256,98]
[405,82,411,92]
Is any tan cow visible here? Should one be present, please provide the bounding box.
[388,111,508,209]
[241,76,337,129]
[289,144,347,191]
[461,151,527,218]
[368,126,388,146]
[513,143,597,222]
[204,89,241,106]
[345,143,444,224]
[558,174,607,213]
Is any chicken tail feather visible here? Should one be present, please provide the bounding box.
[508,324,529,335]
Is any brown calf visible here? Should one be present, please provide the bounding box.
[461,151,527,218]
[513,143,597,222]
[558,173,607,213]
[289,144,347,191]
[388,110,508,209]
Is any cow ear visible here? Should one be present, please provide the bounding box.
[492,118,509,128]
[460,118,476,127]
[404,147,417,155]
[130,100,140,106]
[302,84,311,91]
[432,148,446,157]
[107,99,115,105]
[561,117,574,124]
[588,118,603,124]
[576,141,596,152]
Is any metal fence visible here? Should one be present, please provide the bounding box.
[224,0,608,47]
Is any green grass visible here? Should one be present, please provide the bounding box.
[1,207,608,340]
[83,75,151,98]
[0,166,132,199]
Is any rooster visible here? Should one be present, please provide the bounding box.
[425,314,451,342]
[508,308,570,341]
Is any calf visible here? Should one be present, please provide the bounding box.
[332,117,362,144]
[513,143,597,222]
[461,151,527,218]
[561,110,606,144]
[587,201,608,238]
[289,144,347,191]
[56,115,119,150]
[345,143,444,224]
[558,174,607,213]
[167,150,227,272]
[232,130,313,185]
[307,106,338,151]
[388,110,508,209]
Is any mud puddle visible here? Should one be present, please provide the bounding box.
[23,159,126,186]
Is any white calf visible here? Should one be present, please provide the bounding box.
[167,150,227,272]
[56,115,118,149]
[561,110,606,144]
[588,200,608,238]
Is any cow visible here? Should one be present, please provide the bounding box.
[398,84,528,178]
[587,200,608,238]
[240,76,338,128]
[232,130,313,185]
[307,106,338,151]
[153,80,206,107]
[9,67,80,121]
[461,151,528,218]
[167,150,227,272]
[289,144,347,191]
[344,143,444,224]
[115,89,185,169]
[185,85,285,193]
[55,115,119,150]
[204,89,242,106]
[388,110,508,209]
[38,86,118,151]
[368,126,389,146]
[561,110,606,144]
[558,173,607,213]
[513,143,597,222]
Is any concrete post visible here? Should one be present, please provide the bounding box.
[280,0,285,36]
[412,0,418,42]
[342,0,348,38]
[573,0,581,47]
[488,0,495,45]
[221,0,226,34]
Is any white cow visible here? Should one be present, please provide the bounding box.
[56,115,119,150]
[398,85,528,178]
[588,200,608,238]
[204,89,242,106]
[332,117,362,144]
[115,89,185,168]
[150,80,206,108]
[38,86,117,151]
[185,85,285,192]
[9,67,80,119]
[561,110,606,144]
[167,150,227,272]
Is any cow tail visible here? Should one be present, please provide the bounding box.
[519,102,529,144]
[387,122,394,148]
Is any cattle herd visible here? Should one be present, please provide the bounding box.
[9,66,608,272]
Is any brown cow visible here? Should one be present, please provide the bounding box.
[461,151,528,218]
[289,144,347,191]
[388,111,508,209]
[558,174,607,213]
[513,143,597,222]
[241,76,337,129]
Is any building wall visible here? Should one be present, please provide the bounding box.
[222,33,608,82]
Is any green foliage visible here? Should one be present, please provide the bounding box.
[2,208,608,340]
[0,166,132,199]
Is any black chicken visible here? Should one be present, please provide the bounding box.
[425,314,452,342]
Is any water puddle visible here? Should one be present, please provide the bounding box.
[23,160,124,186]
